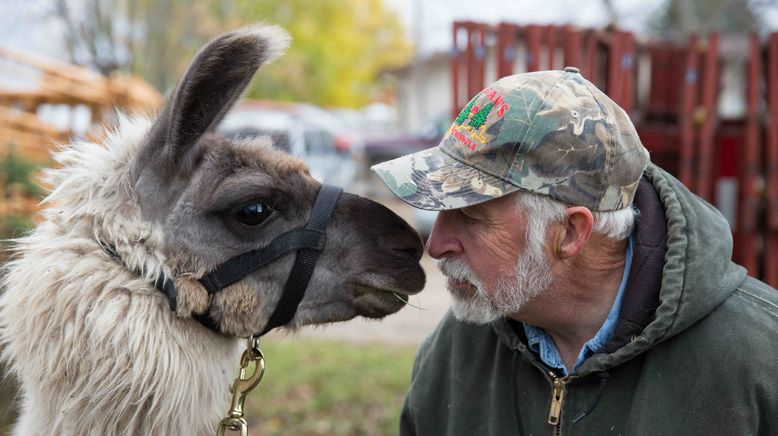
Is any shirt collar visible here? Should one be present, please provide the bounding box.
[523,233,635,375]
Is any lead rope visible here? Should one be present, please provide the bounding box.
[216,335,266,436]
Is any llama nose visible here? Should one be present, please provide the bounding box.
[338,193,424,261]
[392,237,424,261]
[380,206,424,261]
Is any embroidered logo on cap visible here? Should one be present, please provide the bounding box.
[451,86,511,150]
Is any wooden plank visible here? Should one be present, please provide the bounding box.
[106,75,163,111]
[0,107,65,137]
[0,127,57,161]
[0,45,102,85]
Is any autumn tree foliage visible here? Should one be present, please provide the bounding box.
[230,0,412,107]
[49,0,412,108]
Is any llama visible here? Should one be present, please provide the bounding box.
[0,25,425,435]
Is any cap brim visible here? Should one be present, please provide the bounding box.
[371,146,520,211]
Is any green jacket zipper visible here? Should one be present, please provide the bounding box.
[548,376,566,426]
[513,346,578,434]
[547,372,580,435]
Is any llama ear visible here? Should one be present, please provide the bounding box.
[143,25,290,163]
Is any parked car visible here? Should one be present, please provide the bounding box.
[361,113,450,167]
[219,101,361,189]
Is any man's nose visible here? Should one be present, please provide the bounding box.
[426,209,464,259]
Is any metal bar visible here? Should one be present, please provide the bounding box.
[620,31,636,113]
[476,23,488,91]
[646,46,664,117]
[496,23,517,78]
[546,25,557,70]
[695,33,720,201]
[465,22,479,97]
[563,26,581,69]
[526,24,541,72]
[736,33,762,276]
[679,35,700,190]
[451,22,462,119]
[766,32,778,287]
[607,30,623,105]
[583,30,598,81]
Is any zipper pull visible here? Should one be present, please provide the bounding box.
[548,377,565,426]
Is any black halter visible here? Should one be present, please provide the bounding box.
[103,184,343,336]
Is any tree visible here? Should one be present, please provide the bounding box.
[47,0,412,107]
[51,0,227,92]
[230,0,412,107]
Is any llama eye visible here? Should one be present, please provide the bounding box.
[235,202,273,226]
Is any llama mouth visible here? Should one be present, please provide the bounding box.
[351,273,424,298]
[344,277,423,318]
[351,287,408,318]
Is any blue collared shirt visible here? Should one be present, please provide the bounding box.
[523,233,634,376]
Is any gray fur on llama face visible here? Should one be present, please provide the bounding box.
[0,25,425,435]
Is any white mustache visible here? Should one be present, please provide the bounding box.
[437,258,483,288]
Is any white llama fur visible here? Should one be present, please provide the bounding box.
[0,115,243,435]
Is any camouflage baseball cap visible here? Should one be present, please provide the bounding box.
[372,67,650,211]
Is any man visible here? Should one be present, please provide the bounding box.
[372,67,778,435]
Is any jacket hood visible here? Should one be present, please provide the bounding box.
[493,163,748,374]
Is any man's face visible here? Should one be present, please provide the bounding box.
[426,193,554,323]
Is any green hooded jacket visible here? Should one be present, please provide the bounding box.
[400,164,778,435]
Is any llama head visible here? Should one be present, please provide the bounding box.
[129,25,425,336]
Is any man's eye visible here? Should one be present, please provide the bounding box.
[235,203,273,225]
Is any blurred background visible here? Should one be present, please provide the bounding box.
[1,0,778,434]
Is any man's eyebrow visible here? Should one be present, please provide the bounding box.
[460,204,488,219]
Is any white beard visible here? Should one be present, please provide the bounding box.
[437,229,553,324]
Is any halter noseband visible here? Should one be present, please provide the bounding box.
[104,184,343,336]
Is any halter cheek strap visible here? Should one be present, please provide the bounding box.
[196,184,342,335]
[102,184,343,336]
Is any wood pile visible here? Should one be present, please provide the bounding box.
[0,45,162,161]
[0,46,162,237]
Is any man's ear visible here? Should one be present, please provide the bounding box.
[556,206,594,259]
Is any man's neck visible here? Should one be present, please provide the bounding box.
[513,236,628,372]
